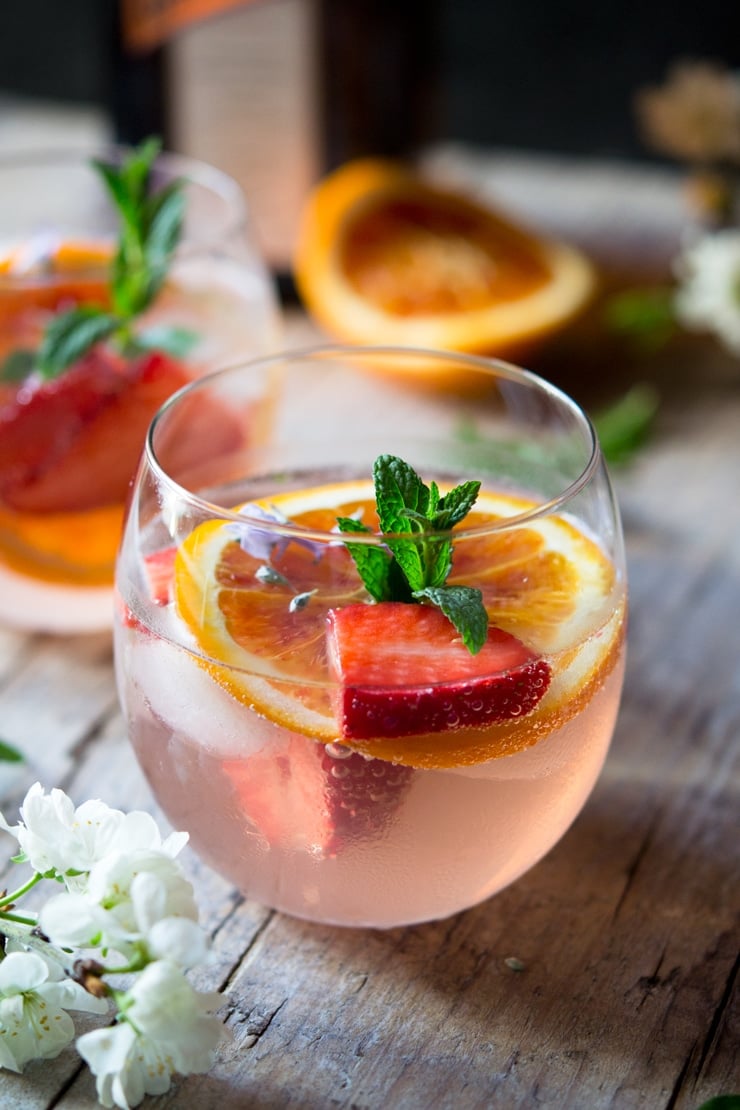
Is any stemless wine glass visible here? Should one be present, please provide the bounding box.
[0,146,280,633]
[114,346,627,928]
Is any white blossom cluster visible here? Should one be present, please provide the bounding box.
[0,783,223,1108]
[674,229,740,355]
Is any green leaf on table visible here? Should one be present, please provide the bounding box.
[0,738,24,763]
[592,384,660,466]
[604,287,677,351]
[695,1098,740,1110]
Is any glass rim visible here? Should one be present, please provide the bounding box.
[145,343,603,543]
[0,143,250,268]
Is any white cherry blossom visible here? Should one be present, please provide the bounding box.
[77,961,223,1109]
[674,229,740,354]
[0,783,187,886]
[0,785,219,1102]
[0,950,107,1073]
[40,850,202,966]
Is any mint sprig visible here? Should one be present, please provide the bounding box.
[337,455,489,654]
[1,137,190,384]
[95,136,184,321]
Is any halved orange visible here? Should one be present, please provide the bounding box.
[173,482,625,769]
[293,159,596,377]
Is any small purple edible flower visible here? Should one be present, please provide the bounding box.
[235,503,325,562]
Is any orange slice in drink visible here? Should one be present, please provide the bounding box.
[0,239,111,343]
[294,160,595,379]
[173,482,624,768]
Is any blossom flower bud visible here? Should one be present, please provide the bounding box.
[77,960,223,1109]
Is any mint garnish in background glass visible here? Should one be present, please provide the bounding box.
[0,136,196,384]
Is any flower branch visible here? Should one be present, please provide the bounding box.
[0,783,224,1108]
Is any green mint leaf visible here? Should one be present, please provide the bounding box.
[37,308,121,380]
[336,517,393,602]
[133,325,199,358]
[339,455,487,653]
[27,137,189,379]
[0,738,23,763]
[0,348,36,383]
[143,182,185,300]
[427,480,441,518]
[604,287,676,351]
[387,557,415,603]
[118,136,162,207]
[415,585,489,655]
[385,535,425,593]
[92,160,140,231]
[424,535,453,589]
[694,1099,740,1110]
[373,454,430,533]
[111,248,149,318]
[432,480,481,529]
[373,455,431,591]
[99,138,183,320]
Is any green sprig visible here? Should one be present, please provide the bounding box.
[337,455,489,654]
[1,137,189,383]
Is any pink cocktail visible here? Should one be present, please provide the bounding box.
[114,347,626,927]
[0,143,279,632]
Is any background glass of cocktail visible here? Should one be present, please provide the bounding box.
[114,346,627,928]
[0,146,280,633]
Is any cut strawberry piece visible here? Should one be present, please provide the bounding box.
[315,743,412,853]
[0,347,129,503]
[116,545,178,629]
[143,545,177,606]
[2,349,189,513]
[223,736,412,856]
[327,602,551,741]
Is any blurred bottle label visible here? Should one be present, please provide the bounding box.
[122,0,256,51]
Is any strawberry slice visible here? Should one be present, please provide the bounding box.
[143,545,178,606]
[223,737,412,857]
[116,545,178,629]
[327,602,551,741]
[1,349,189,513]
[0,346,129,503]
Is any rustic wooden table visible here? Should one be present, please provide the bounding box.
[0,158,738,1109]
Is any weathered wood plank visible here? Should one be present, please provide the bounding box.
[0,632,117,796]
